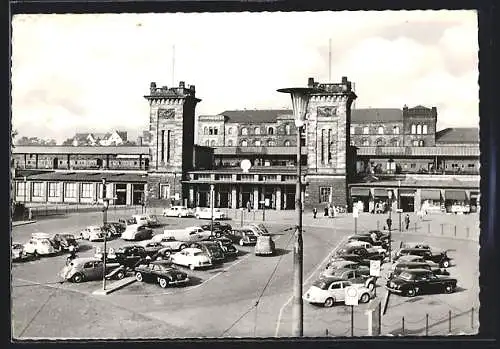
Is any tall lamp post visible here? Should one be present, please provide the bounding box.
[387,190,393,263]
[210,184,215,236]
[277,86,315,337]
[101,178,110,291]
[262,176,266,222]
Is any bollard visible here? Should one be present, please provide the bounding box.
[448,310,452,334]
[377,221,380,230]
[441,224,444,235]
[471,307,474,329]
[427,223,430,234]
[454,225,457,237]
[325,328,329,336]
[414,222,417,232]
[466,227,470,238]
[425,314,429,336]
[401,316,405,335]
[253,210,256,221]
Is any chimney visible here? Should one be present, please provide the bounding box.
[190,85,196,93]
[150,82,156,93]
[308,77,315,87]
[179,81,185,88]
[342,76,348,84]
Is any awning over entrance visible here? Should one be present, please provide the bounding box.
[445,190,466,201]
[420,189,441,200]
[373,188,389,197]
[470,191,480,198]
[350,188,370,196]
[399,189,415,197]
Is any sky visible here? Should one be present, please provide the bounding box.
[11,11,478,144]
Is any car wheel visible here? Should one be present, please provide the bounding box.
[135,272,143,282]
[360,293,371,304]
[72,273,84,283]
[189,264,195,271]
[178,214,182,218]
[179,244,187,250]
[406,288,417,297]
[195,215,200,219]
[158,278,168,288]
[444,284,455,294]
[116,270,125,280]
[324,297,335,308]
[239,239,245,246]
[367,282,375,291]
[442,260,450,268]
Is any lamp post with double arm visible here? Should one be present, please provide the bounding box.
[101,178,110,291]
[277,86,316,337]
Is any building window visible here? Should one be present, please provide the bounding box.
[416,124,422,134]
[319,187,331,203]
[64,183,77,198]
[254,127,260,135]
[391,138,399,146]
[321,129,325,163]
[410,163,416,168]
[205,140,209,146]
[350,126,355,135]
[267,140,275,146]
[210,140,216,146]
[160,184,170,199]
[17,182,26,197]
[422,125,428,134]
[285,125,291,135]
[412,140,419,146]
[48,182,59,198]
[362,138,369,146]
[377,126,384,135]
[419,140,424,146]
[254,140,261,146]
[284,140,291,147]
[227,140,233,146]
[227,127,233,135]
[363,126,369,135]
[32,182,44,197]
[393,126,400,134]
[411,124,416,134]
[203,127,208,135]
[241,127,248,136]
[376,138,384,146]
[161,130,165,162]
[167,130,171,162]
[241,140,248,147]
[268,127,274,135]
[214,128,218,135]
[81,183,93,198]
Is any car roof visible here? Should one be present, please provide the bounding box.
[31,232,51,239]
[403,268,432,274]
[395,261,429,267]
[73,257,101,264]
[318,277,346,283]
[182,247,203,253]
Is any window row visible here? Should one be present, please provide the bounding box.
[410,124,428,135]
[16,182,101,198]
[352,138,401,146]
[204,139,292,147]
[351,125,400,135]
[203,125,290,136]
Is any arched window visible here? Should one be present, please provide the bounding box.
[377,126,384,135]
[350,126,355,135]
[391,138,399,146]
[412,140,419,146]
[416,124,422,134]
[268,127,274,135]
[362,138,369,146]
[284,140,291,147]
[210,140,216,146]
[411,124,416,134]
[363,126,369,135]
[254,140,261,146]
[254,127,260,135]
[419,140,424,146]
[209,127,213,135]
[376,138,384,146]
[205,140,209,146]
[227,139,233,146]
[241,140,248,147]
[422,125,428,134]
[267,140,275,146]
[204,127,208,135]
[227,127,233,135]
[241,127,248,136]
[285,125,291,135]
[393,126,400,134]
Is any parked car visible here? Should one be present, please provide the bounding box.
[392,254,427,264]
[151,235,190,251]
[249,223,270,236]
[321,260,368,279]
[163,206,194,218]
[394,247,452,268]
[23,233,56,256]
[12,242,29,261]
[303,278,373,307]
[170,247,212,270]
[347,234,388,249]
[107,245,148,269]
[130,215,150,227]
[365,230,390,242]
[387,261,450,279]
[336,244,386,264]
[202,236,238,257]
[399,241,432,250]
[146,215,161,227]
[325,267,376,290]
[52,233,79,251]
[138,240,166,257]
[183,226,213,239]
[134,260,189,288]
[80,226,106,242]
[226,228,258,246]
[121,225,154,241]
[60,257,125,283]
[186,241,225,264]
[118,218,137,228]
[255,235,275,256]
[103,222,125,237]
[200,221,233,237]
[194,207,227,220]
[385,269,458,297]
[151,247,174,261]
[344,240,387,255]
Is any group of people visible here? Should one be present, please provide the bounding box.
[312,204,339,219]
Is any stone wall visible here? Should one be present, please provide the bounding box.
[304,175,347,208]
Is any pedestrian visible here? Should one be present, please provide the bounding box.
[313,207,317,219]
[324,206,329,216]
[386,217,392,231]
[246,201,251,212]
[404,214,410,230]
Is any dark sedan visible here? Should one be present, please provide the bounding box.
[386,269,457,297]
[52,233,79,252]
[202,236,238,257]
[337,245,385,263]
[388,261,450,279]
[201,222,233,237]
[394,248,452,268]
[134,260,190,288]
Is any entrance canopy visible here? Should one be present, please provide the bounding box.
[373,188,389,197]
[445,190,467,201]
[350,187,370,196]
[399,189,415,197]
[420,189,441,201]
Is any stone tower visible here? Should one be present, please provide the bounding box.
[304,77,357,208]
[144,81,201,206]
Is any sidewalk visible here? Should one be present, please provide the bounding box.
[11,220,36,227]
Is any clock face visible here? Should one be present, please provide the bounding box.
[157,108,175,119]
[317,106,337,118]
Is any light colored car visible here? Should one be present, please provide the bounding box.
[303,278,373,307]
[184,226,213,238]
[162,206,194,218]
[170,247,212,270]
[12,242,28,261]
[248,223,270,236]
[23,233,56,256]
[80,226,106,242]
[194,207,227,220]
[345,240,387,255]
[121,225,154,241]
[60,257,125,283]
[255,235,276,256]
[151,235,190,251]
[131,215,150,227]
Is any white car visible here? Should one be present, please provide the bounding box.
[303,278,373,307]
[345,240,387,255]
[23,233,56,256]
[170,247,212,270]
[80,226,106,242]
[121,225,154,241]
[184,226,212,239]
[194,207,227,220]
[163,206,194,218]
[12,242,28,261]
[131,215,150,227]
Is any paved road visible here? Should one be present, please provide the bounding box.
[11,210,479,338]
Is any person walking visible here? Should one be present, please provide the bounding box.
[404,214,410,230]
[313,207,317,219]
[386,216,392,231]
[246,201,251,212]
[324,205,329,217]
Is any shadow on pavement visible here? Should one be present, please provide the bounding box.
[272,248,291,257]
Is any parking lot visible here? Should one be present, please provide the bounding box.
[11,209,479,338]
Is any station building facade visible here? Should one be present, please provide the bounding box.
[12,77,480,213]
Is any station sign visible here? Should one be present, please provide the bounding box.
[370,260,381,277]
[344,286,359,306]
[353,207,359,219]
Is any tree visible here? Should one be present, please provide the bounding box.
[62,138,75,146]
[16,136,58,145]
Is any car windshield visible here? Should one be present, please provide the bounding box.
[398,271,415,281]
[312,280,330,290]
[41,240,50,245]
[194,252,204,256]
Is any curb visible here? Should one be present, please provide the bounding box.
[12,220,37,227]
[92,277,136,295]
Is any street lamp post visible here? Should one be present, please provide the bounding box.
[277,86,316,337]
[387,190,393,263]
[102,178,110,291]
[210,184,215,236]
[262,176,266,222]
